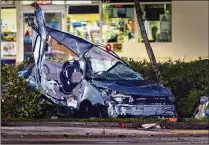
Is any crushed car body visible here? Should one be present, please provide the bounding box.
[19,3,176,118]
[194,94,209,120]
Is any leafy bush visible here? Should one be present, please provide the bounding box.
[122,58,209,117]
[1,63,41,121]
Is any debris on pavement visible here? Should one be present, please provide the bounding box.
[194,94,209,120]
[141,123,159,129]
[51,116,58,120]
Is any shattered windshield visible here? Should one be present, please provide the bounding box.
[84,47,144,81]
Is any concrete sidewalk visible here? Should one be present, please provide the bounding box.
[1,126,209,137]
[1,126,170,136]
[2,126,209,144]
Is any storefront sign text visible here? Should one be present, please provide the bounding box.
[36,0,52,5]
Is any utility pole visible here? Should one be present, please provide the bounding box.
[134,0,164,85]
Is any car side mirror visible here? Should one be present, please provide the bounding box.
[71,72,82,83]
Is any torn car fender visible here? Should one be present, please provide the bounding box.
[72,80,105,108]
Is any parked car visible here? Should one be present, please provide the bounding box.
[19,3,176,118]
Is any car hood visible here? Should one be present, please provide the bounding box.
[91,80,171,97]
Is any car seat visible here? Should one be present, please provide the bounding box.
[60,60,81,94]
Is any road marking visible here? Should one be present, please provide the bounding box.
[169,130,209,134]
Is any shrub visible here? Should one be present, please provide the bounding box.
[1,63,42,121]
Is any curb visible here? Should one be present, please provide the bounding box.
[1,126,209,137]
[2,121,209,130]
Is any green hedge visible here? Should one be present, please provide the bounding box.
[122,58,209,117]
[1,63,42,121]
[1,59,208,119]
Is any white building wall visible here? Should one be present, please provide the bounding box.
[120,1,208,61]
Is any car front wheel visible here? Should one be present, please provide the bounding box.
[94,104,108,118]
[79,100,93,119]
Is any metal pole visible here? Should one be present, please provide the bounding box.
[134,0,164,85]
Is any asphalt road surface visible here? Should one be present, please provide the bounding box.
[2,135,209,144]
[1,126,209,144]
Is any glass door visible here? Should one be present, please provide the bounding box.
[23,13,35,60]
[23,12,63,60]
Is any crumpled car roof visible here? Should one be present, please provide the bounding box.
[46,26,94,56]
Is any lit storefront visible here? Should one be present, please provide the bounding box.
[101,1,172,54]
[138,3,172,43]
[20,0,65,60]
[1,1,207,63]
[1,0,17,64]
[66,4,100,44]
[102,4,135,53]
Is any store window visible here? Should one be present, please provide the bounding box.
[1,0,15,5]
[23,12,62,59]
[1,8,17,60]
[102,4,135,44]
[45,13,62,30]
[46,36,77,63]
[138,3,172,43]
[23,13,35,59]
[67,5,100,44]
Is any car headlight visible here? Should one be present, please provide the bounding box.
[169,94,175,102]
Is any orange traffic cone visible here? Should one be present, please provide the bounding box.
[168,117,177,123]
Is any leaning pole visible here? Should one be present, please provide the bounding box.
[134,0,164,85]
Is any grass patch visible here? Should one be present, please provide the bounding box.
[4,117,209,123]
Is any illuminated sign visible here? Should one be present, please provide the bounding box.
[22,0,64,5]
[114,5,123,8]
[36,0,52,5]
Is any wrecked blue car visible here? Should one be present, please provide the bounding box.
[19,3,176,118]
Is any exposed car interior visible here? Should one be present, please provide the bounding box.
[32,36,83,99]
